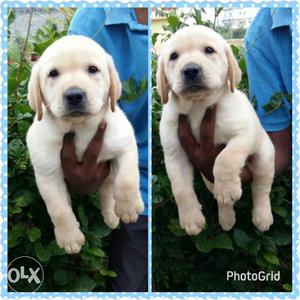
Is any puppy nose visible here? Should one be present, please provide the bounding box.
[182,63,202,80]
[64,87,86,106]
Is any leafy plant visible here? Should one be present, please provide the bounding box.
[8,8,117,292]
[119,77,148,102]
[152,9,292,292]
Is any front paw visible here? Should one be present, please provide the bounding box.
[178,204,206,235]
[114,195,144,223]
[54,226,85,254]
[252,206,273,232]
[102,210,120,229]
[213,175,242,205]
[218,204,236,231]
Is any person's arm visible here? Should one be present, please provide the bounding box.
[178,108,291,183]
[61,121,110,194]
[269,127,291,176]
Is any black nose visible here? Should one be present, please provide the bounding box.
[182,63,202,80]
[64,87,86,106]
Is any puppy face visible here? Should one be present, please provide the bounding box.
[157,25,241,103]
[28,35,121,121]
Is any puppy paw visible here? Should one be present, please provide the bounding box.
[213,175,242,205]
[54,226,85,254]
[252,207,273,232]
[218,205,236,231]
[178,204,206,236]
[103,210,120,229]
[114,196,144,224]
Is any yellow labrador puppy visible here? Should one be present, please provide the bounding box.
[26,35,144,254]
[157,25,274,235]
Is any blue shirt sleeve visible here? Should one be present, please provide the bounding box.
[68,8,107,39]
[245,9,292,132]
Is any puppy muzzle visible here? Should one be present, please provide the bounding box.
[180,63,207,93]
[63,87,87,117]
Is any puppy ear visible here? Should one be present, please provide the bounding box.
[28,62,43,121]
[156,55,169,104]
[225,44,242,93]
[107,55,121,112]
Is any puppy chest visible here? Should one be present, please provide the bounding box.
[74,137,115,162]
[73,131,126,162]
[188,111,230,146]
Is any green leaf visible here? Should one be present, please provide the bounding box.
[78,205,88,228]
[213,233,233,250]
[273,229,292,246]
[193,9,202,25]
[122,78,133,94]
[120,77,147,102]
[271,186,287,205]
[137,78,148,97]
[15,191,34,208]
[26,227,41,242]
[263,252,280,265]
[233,229,251,248]
[15,103,32,114]
[9,223,26,248]
[71,274,96,292]
[17,120,30,136]
[251,95,257,109]
[89,193,101,210]
[8,39,21,63]
[152,32,159,46]
[47,240,66,256]
[90,247,106,257]
[283,93,292,103]
[248,239,261,256]
[282,283,292,291]
[196,233,214,253]
[8,9,16,27]
[255,254,267,268]
[263,92,284,114]
[167,219,185,237]
[167,15,180,28]
[272,206,287,218]
[91,223,111,238]
[99,269,117,278]
[35,242,51,262]
[53,268,71,286]
[11,206,22,214]
[262,236,277,253]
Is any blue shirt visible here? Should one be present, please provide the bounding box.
[69,8,148,215]
[245,8,292,132]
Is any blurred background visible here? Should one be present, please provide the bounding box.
[152,7,258,53]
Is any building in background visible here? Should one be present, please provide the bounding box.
[219,7,258,29]
[152,7,259,52]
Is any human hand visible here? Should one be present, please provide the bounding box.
[178,106,224,182]
[61,121,110,194]
[178,106,252,182]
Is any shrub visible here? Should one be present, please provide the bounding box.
[8,8,117,292]
[152,8,292,292]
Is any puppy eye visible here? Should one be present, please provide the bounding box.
[170,52,178,60]
[88,65,99,74]
[205,47,215,54]
[48,69,59,78]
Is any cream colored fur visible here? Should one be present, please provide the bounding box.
[27,35,144,254]
[158,25,274,235]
